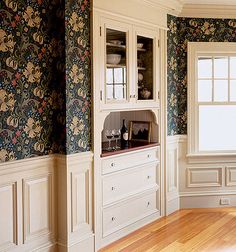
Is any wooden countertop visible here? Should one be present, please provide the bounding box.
[101,141,159,158]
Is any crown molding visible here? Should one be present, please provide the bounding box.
[141,0,184,15]
[179,4,236,18]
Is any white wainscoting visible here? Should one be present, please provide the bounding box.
[166,136,180,215]
[56,152,94,252]
[175,135,236,208]
[0,152,94,252]
[0,155,56,252]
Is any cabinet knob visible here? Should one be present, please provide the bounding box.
[147,175,151,179]
[111,186,115,191]
[147,202,150,207]
[130,95,136,98]
[111,216,116,221]
[111,162,115,167]
[147,154,151,158]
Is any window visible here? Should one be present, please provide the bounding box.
[188,42,236,155]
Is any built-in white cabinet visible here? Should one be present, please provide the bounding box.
[97,15,160,111]
[101,147,160,245]
[93,3,166,250]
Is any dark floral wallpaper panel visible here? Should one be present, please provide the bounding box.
[0,0,66,162]
[65,0,91,154]
[167,15,236,136]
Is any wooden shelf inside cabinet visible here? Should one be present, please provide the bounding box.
[106,43,126,49]
[137,48,146,52]
[107,64,126,68]
[137,67,146,71]
[101,141,159,158]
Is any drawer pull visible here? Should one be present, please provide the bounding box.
[147,175,151,179]
[111,216,116,221]
[147,202,150,207]
[110,163,115,167]
[111,186,116,191]
[147,154,151,158]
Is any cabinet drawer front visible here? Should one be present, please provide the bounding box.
[103,192,157,236]
[102,147,159,174]
[103,164,158,205]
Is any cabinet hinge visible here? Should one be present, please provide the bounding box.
[158,91,160,99]
[158,40,160,48]
[100,26,102,36]
[100,90,103,101]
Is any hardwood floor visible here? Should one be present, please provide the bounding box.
[100,208,236,252]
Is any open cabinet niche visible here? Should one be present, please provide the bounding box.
[102,110,159,152]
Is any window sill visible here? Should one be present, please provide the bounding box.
[187,152,236,164]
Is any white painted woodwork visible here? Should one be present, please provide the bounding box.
[0,155,56,252]
[0,152,94,252]
[226,166,236,187]
[93,1,167,250]
[103,191,158,237]
[102,147,159,174]
[0,182,17,251]
[23,173,53,243]
[93,0,169,29]
[187,167,222,187]
[103,163,158,205]
[56,152,94,252]
[168,135,236,208]
[166,136,179,215]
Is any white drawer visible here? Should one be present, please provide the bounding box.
[102,147,159,174]
[103,163,158,205]
[103,192,157,237]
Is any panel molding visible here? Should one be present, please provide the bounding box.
[226,166,236,187]
[0,182,17,251]
[71,169,90,233]
[23,173,53,244]
[56,151,94,251]
[187,167,223,188]
[166,136,180,215]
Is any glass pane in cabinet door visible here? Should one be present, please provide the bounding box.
[106,28,127,101]
[137,35,153,100]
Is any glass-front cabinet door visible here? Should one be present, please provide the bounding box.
[135,28,159,104]
[100,18,132,107]
[106,29,127,101]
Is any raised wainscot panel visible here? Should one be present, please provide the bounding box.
[71,168,92,236]
[23,173,53,244]
[226,166,236,186]
[167,148,178,193]
[0,182,17,251]
[187,167,223,188]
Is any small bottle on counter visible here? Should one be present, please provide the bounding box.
[121,119,129,149]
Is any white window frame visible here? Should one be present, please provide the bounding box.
[188,42,236,157]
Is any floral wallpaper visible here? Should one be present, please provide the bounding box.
[65,0,91,153]
[167,15,236,135]
[0,0,66,162]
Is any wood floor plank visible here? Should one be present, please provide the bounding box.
[100,208,236,252]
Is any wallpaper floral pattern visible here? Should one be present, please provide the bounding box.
[0,0,65,162]
[167,15,236,135]
[65,0,91,153]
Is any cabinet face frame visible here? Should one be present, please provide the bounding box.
[134,26,160,105]
[100,17,133,107]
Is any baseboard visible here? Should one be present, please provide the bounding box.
[166,196,180,215]
[57,235,94,252]
[180,193,236,209]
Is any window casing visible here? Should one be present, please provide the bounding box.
[188,42,236,156]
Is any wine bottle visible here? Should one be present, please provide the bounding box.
[121,119,128,149]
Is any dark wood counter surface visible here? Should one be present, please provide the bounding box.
[101,141,159,158]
